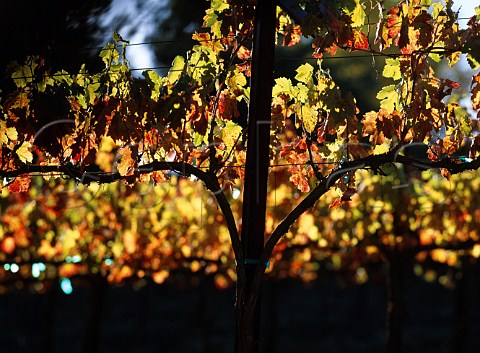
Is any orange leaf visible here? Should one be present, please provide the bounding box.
[151,171,166,184]
[7,177,31,193]
[329,198,347,209]
[441,168,451,181]
[237,46,251,60]
[117,147,135,176]
[352,30,369,50]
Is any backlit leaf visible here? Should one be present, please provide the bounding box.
[297,104,318,133]
[11,58,38,88]
[294,83,309,103]
[272,77,293,97]
[99,44,119,66]
[0,122,17,146]
[459,114,472,136]
[218,121,242,151]
[226,68,247,93]
[383,58,402,81]
[167,56,185,84]
[376,85,399,114]
[348,0,366,27]
[352,30,369,50]
[211,0,229,12]
[295,63,314,84]
[143,70,163,100]
[16,141,33,163]
[87,82,101,105]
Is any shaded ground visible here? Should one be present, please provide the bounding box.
[0,271,479,353]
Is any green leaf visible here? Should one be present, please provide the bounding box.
[75,64,89,86]
[99,44,119,67]
[11,61,36,88]
[54,70,73,85]
[87,82,101,105]
[143,70,162,87]
[272,77,293,97]
[462,37,480,70]
[295,63,314,84]
[476,6,480,21]
[376,85,399,114]
[421,0,432,7]
[193,132,206,147]
[211,0,229,12]
[382,58,401,81]
[204,10,218,28]
[203,10,223,38]
[429,53,442,63]
[459,114,472,136]
[167,56,185,84]
[143,70,163,100]
[348,0,366,27]
[226,67,247,93]
[6,126,17,141]
[432,2,445,19]
[77,94,88,109]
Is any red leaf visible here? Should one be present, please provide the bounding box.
[352,30,369,50]
[7,177,31,193]
[283,24,302,47]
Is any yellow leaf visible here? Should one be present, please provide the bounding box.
[272,77,293,97]
[296,104,318,133]
[218,121,242,151]
[382,58,401,81]
[376,85,399,114]
[294,63,314,84]
[0,121,18,146]
[373,143,390,154]
[16,141,33,163]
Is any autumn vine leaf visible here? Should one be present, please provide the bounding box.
[0,2,479,351]
[15,141,34,163]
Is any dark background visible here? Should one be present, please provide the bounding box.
[1,271,480,353]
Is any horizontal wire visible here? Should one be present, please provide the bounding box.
[9,64,215,81]
[73,16,473,51]
[10,48,464,81]
[77,34,244,52]
[6,160,341,181]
